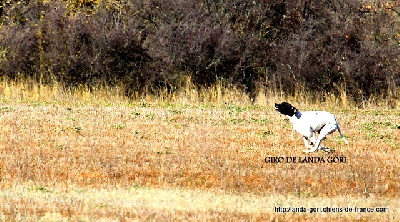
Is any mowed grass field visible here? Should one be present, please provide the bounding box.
[0,82,399,221]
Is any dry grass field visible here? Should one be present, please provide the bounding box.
[0,80,399,221]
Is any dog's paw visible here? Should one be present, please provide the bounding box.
[320,147,333,152]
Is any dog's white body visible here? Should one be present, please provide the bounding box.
[288,110,348,153]
[275,102,348,153]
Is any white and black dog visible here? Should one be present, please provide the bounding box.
[274,102,348,153]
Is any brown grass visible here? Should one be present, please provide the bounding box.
[0,79,399,220]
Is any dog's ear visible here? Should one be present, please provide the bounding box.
[290,104,297,112]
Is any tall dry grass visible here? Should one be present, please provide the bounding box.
[0,78,399,220]
[1,77,398,109]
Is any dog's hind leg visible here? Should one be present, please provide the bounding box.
[337,124,349,145]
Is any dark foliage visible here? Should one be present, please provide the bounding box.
[0,0,399,100]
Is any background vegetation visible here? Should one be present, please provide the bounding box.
[0,0,399,103]
[0,1,399,220]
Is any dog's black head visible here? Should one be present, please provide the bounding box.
[274,102,298,116]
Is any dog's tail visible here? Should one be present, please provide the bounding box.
[337,124,349,145]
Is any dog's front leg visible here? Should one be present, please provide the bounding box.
[309,134,317,146]
[304,135,323,153]
[302,136,314,149]
[304,141,321,153]
[304,124,338,153]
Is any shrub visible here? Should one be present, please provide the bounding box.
[0,0,398,101]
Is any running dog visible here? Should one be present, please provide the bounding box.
[274,102,348,153]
